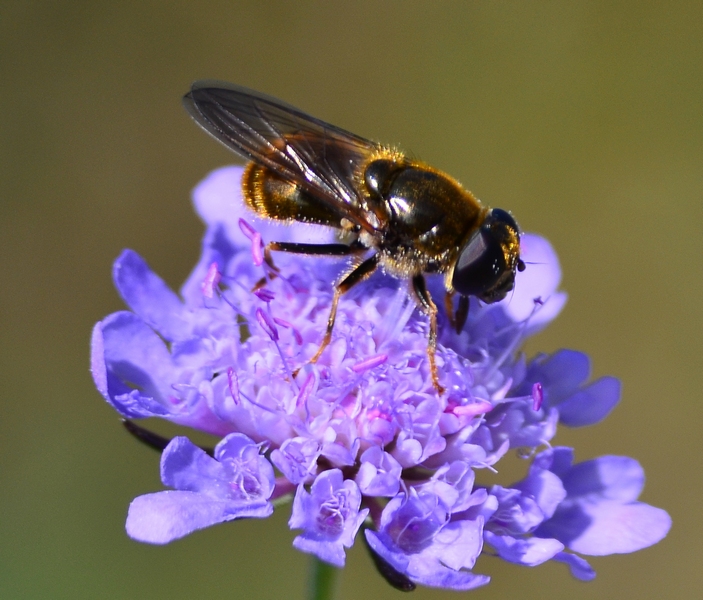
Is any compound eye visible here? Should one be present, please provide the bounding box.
[452,229,506,298]
[490,208,520,234]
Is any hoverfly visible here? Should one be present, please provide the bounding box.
[183,81,524,393]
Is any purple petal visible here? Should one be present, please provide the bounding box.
[179,224,239,304]
[90,321,108,397]
[407,563,490,591]
[533,446,574,479]
[191,166,248,240]
[126,490,272,544]
[558,376,621,427]
[484,531,564,566]
[499,234,567,331]
[515,469,566,520]
[161,437,227,495]
[215,433,276,500]
[292,535,347,568]
[535,350,591,404]
[356,447,402,497]
[364,530,490,591]
[94,312,176,417]
[552,552,596,581]
[270,437,321,484]
[562,501,670,555]
[431,519,484,570]
[113,250,191,341]
[562,455,645,502]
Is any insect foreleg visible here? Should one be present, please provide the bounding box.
[455,294,469,333]
[412,275,444,394]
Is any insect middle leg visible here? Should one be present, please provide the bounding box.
[412,274,445,394]
[310,253,379,364]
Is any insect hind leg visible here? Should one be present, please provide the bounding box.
[252,240,364,291]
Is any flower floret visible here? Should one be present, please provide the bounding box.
[289,469,369,567]
[126,434,274,544]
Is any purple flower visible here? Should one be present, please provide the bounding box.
[364,488,488,590]
[92,166,670,591]
[126,433,275,544]
[289,469,368,567]
[355,446,402,497]
[534,447,671,557]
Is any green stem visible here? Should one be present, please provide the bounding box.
[308,557,338,600]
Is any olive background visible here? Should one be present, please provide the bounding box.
[1,2,700,599]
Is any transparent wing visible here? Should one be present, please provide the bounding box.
[183,81,381,231]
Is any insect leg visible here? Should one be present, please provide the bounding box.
[267,240,365,256]
[444,291,456,330]
[253,240,365,291]
[412,274,444,394]
[455,294,469,333]
[443,291,470,334]
[310,253,380,364]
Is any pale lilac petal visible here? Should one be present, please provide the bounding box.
[485,530,564,566]
[515,469,566,520]
[161,437,226,494]
[90,321,108,397]
[535,454,671,556]
[356,447,402,497]
[552,552,596,581]
[557,376,621,426]
[191,166,248,240]
[95,312,175,417]
[126,491,271,544]
[554,501,670,555]
[406,563,490,591]
[563,456,644,502]
[431,519,484,570]
[500,234,567,330]
[113,250,191,341]
[534,349,591,402]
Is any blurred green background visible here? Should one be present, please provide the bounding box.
[1,1,700,598]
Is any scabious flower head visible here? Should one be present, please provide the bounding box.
[91,166,670,591]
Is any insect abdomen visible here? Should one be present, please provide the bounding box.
[243,163,346,226]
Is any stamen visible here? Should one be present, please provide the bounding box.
[256,308,279,341]
[238,218,257,240]
[532,382,544,411]
[201,262,221,299]
[352,354,388,373]
[274,317,303,345]
[256,308,298,392]
[251,232,264,266]
[255,288,275,303]
[449,400,493,418]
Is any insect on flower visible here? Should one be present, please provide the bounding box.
[183,81,525,392]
